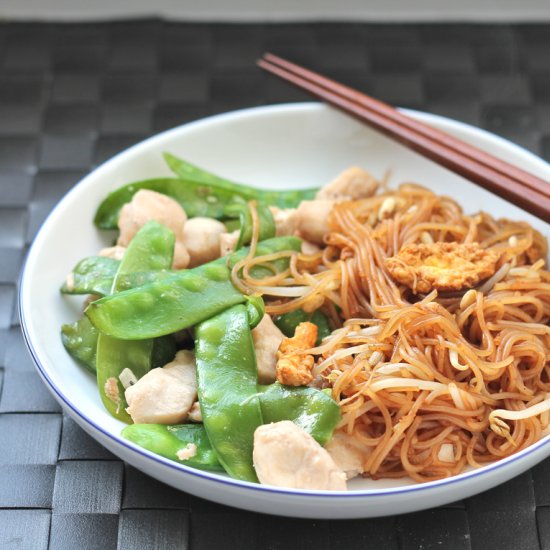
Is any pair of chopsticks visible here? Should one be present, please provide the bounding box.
[258,53,550,224]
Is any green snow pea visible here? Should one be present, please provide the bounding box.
[61,256,120,296]
[275,309,332,345]
[164,152,318,209]
[86,236,301,340]
[61,256,178,297]
[195,304,263,482]
[96,221,175,423]
[121,423,223,471]
[257,383,341,445]
[61,316,98,373]
[94,178,242,230]
[224,200,275,249]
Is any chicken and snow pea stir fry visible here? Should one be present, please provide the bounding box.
[61,154,377,490]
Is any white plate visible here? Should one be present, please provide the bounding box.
[20,102,550,518]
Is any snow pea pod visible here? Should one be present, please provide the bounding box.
[86,236,301,340]
[195,304,262,482]
[257,383,341,445]
[61,256,120,296]
[89,262,243,341]
[96,221,175,423]
[94,178,240,230]
[61,260,175,297]
[164,152,318,209]
[61,316,98,373]
[121,423,223,471]
[275,309,332,345]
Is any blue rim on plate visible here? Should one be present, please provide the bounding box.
[18,102,550,499]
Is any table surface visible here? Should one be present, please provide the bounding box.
[1,20,550,550]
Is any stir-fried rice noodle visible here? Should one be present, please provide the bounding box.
[234,185,550,482]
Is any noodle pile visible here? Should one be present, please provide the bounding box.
[235,185,550,482]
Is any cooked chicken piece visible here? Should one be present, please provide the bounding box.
[125,350,197,424]
[253,421,347,490]
[252,314,285,384]
[187,401,202,423]
[324,430,368,480]
[276,322,317,386]
[296,200,334,244]
[182,217,226,267]
[385,242,500,294]
[117,189,190,269]
[269,206,299,237]
[316,166,379,202]
[99,245,127,261]
[220,230,239,256]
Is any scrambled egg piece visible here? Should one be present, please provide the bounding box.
[276,322,318,386]
[385,242,500,294]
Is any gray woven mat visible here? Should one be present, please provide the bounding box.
[1,20,549,550]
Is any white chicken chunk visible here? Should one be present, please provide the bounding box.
[117,189,190,269]
[253,421,347,491]
[219,230,239,257]
[125,350,197,424]
[324,430,367,480]
[182,217,226,267]
[296,200,334,244]
[269,206,299,237]
[316,166,379,202]
[251,314,285,384]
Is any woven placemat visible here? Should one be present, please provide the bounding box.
[0,20,549,550]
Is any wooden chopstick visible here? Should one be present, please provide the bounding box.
[258,54,550,223]
[262,53,550,200]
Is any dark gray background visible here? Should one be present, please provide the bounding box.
[0,20,549,550]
